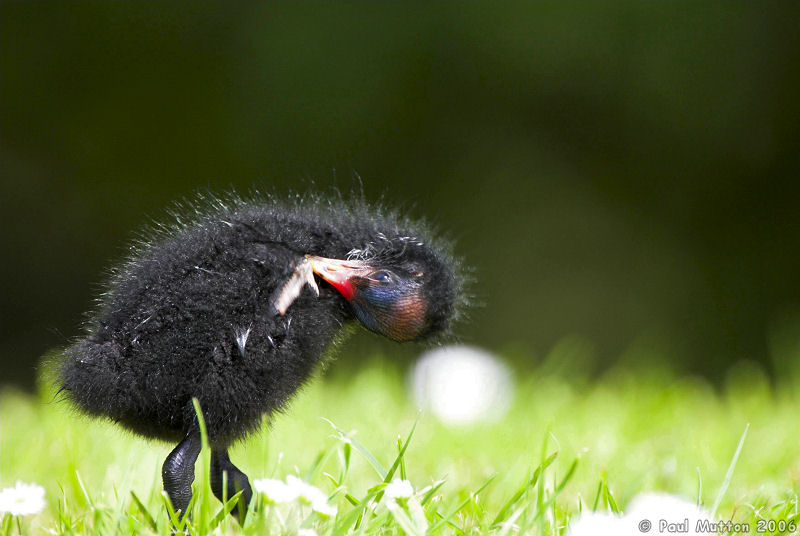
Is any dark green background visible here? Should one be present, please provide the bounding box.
[3,3,799,389]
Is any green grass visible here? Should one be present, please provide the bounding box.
[1,356,800,535]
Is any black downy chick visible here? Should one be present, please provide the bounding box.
[58,193,465,522]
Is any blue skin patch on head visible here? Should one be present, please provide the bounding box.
[350,278,428,342]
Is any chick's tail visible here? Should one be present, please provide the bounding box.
[57,339,125,419]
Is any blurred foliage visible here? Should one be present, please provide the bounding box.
[2,2,800,388]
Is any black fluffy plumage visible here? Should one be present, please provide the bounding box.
[59,193,465,448]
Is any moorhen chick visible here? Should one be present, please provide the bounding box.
[58,192,464,522]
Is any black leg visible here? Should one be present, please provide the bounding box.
[210,449,253,523]
[162,432,202,520]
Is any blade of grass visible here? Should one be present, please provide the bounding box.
[1,514,11,536]
[420,480,446,506]
[208,490,243,532]
[325,419,387,480]
[323,473,360,506]
[334,488,383,533]
[530,457,579,523]
[191,397,213,531]
[554,458,579,495]
[304,444,337,483]
[384,418,417,484]
[497,506,525,536]
[387,502,426,536]
[73,470,95,510]
[711,423,750,517]
[536,432,551,535]
[161,491,186,533]
[492,450,557,525]
[603,473,619,513]
[428,475,495,532]
[592,479,602,511]
[397,438,407,481]
[338,440,352,484]
[696,467,702,506]
[130,491,158,532]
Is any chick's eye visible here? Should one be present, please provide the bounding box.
[371,270,393,284]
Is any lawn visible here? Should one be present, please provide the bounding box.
[1,350,799,535]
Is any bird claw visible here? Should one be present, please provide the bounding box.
[268,258,319,316]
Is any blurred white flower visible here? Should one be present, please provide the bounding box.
[410,345,513,425]
[567,492,712,536]
[626,493,711,536]
[0,481,46,516]
[253,478,298,504]
[383,479,414,502]
[298,530,318,536]
[567,510,622,536]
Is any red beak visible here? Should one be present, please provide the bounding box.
[305,255,372,300]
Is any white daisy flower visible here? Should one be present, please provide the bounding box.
[298,529,318,536]
[0,481,46,516]
[381,479,428,532]
[254,475,336,516]
[384,479,414,502]
[286,476,337,517]
[252,478,298,504]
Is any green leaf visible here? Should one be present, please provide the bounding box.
[129,491,158,532]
